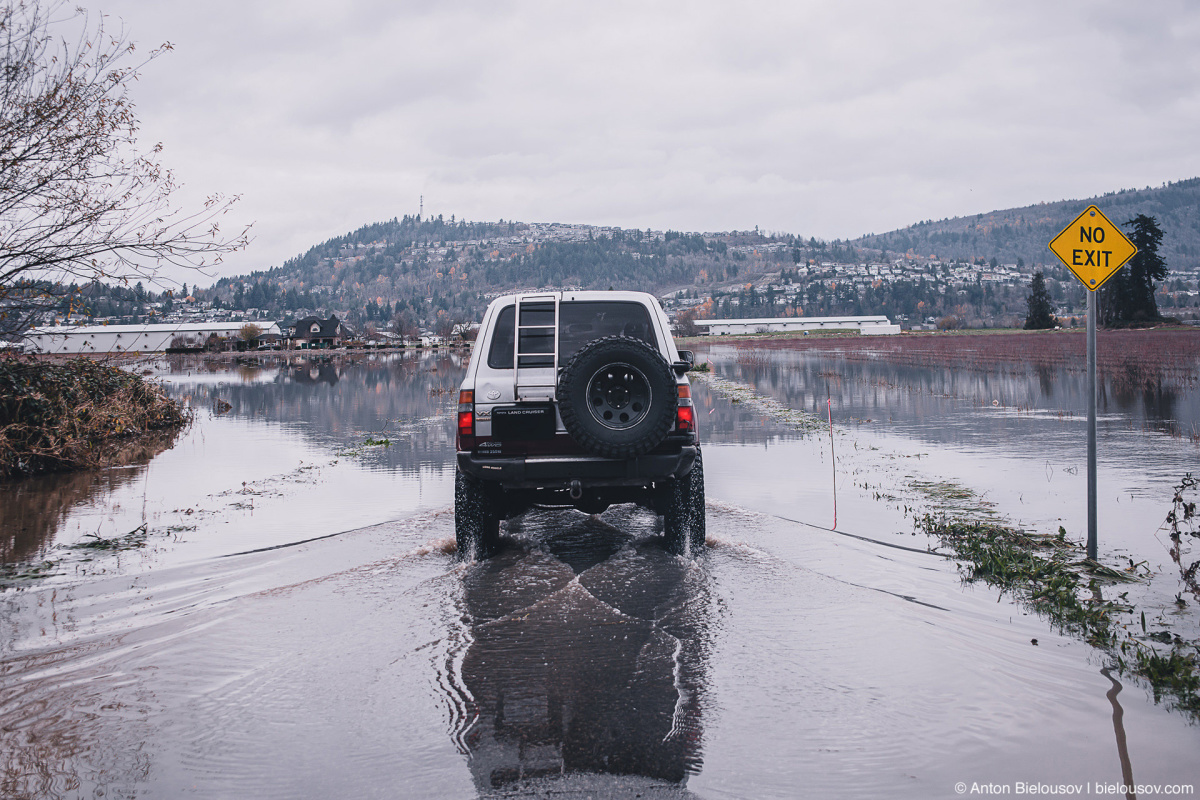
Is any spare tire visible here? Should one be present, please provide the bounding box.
[558,335,677,458]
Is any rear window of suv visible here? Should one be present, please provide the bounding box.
[487,301,658,369]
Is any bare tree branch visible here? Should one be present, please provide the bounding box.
[0,0,251,335]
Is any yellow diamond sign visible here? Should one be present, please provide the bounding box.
[1048,205,1137,291]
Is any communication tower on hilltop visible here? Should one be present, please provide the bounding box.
[420,195,423,218]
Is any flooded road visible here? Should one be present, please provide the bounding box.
[3,345,1200,798]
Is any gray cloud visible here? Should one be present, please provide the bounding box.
[93,0,1200,285]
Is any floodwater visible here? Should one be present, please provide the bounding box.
[2,344,1199,799]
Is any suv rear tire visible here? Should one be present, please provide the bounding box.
[661,451,706,556]
[558,336,678,459]
[455,469,502,561]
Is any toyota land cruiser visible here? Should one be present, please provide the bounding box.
[455,291,704,560]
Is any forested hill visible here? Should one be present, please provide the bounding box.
[854,178,1200,269]
[201,215,780,326]
[194,179,1200,330]
[228,215,749,295]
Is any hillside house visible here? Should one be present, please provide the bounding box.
[286,315,347,349]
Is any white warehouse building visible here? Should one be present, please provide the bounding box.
[23,321,281,354]
[693,316,901,336]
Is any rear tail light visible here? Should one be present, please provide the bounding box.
[675,402,695,433]
[457,389,475,447]
[675,383,695,433]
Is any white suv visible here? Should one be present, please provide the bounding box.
[455,291,704,559]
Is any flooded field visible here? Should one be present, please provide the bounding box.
[3,333,1200,799]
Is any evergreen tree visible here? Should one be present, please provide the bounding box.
[1024,271,1055,329]
[1124,214,1168,320]
[1099,215,1168,325]
[1097,267,1130,327]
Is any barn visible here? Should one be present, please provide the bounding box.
[23,322,281,354]
[693,316,901,336]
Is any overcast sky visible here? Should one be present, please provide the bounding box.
[90,0,1200,286]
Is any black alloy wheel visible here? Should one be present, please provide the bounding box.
[586,362,653,431]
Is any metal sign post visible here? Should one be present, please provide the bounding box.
[1086,289,1097,560]
[1048,205,1137,562]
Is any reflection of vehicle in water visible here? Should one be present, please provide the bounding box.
[444,510,711,793]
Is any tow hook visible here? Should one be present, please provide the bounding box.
[569,480,583,500]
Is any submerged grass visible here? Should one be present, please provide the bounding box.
[0,357,189,479]
[0,559,59,583]
[69,523,149,552]
[689,371,823,432]
[909,480,998,518]
[919,512,1200,717]
[335,435,395,458]
[2,523,152,587]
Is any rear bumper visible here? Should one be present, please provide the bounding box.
[457,446,698,489]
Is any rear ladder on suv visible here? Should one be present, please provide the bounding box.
[513,293,560,402]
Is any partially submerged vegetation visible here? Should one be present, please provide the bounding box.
[689,371,823,432]
[335,435,394,458]
[1165,473,1199,600]
[688,349,1200,714]
[0,357,188,479]
[922,517,1139,642]
[0,522,153,586]
[918,491,1200,717]
[70,522,149,552]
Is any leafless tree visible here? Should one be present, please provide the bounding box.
[434,310,456,339]
[0,0,250,336]
[238,323,262,346]
[392,309,419,338]
[674,309,699,337]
